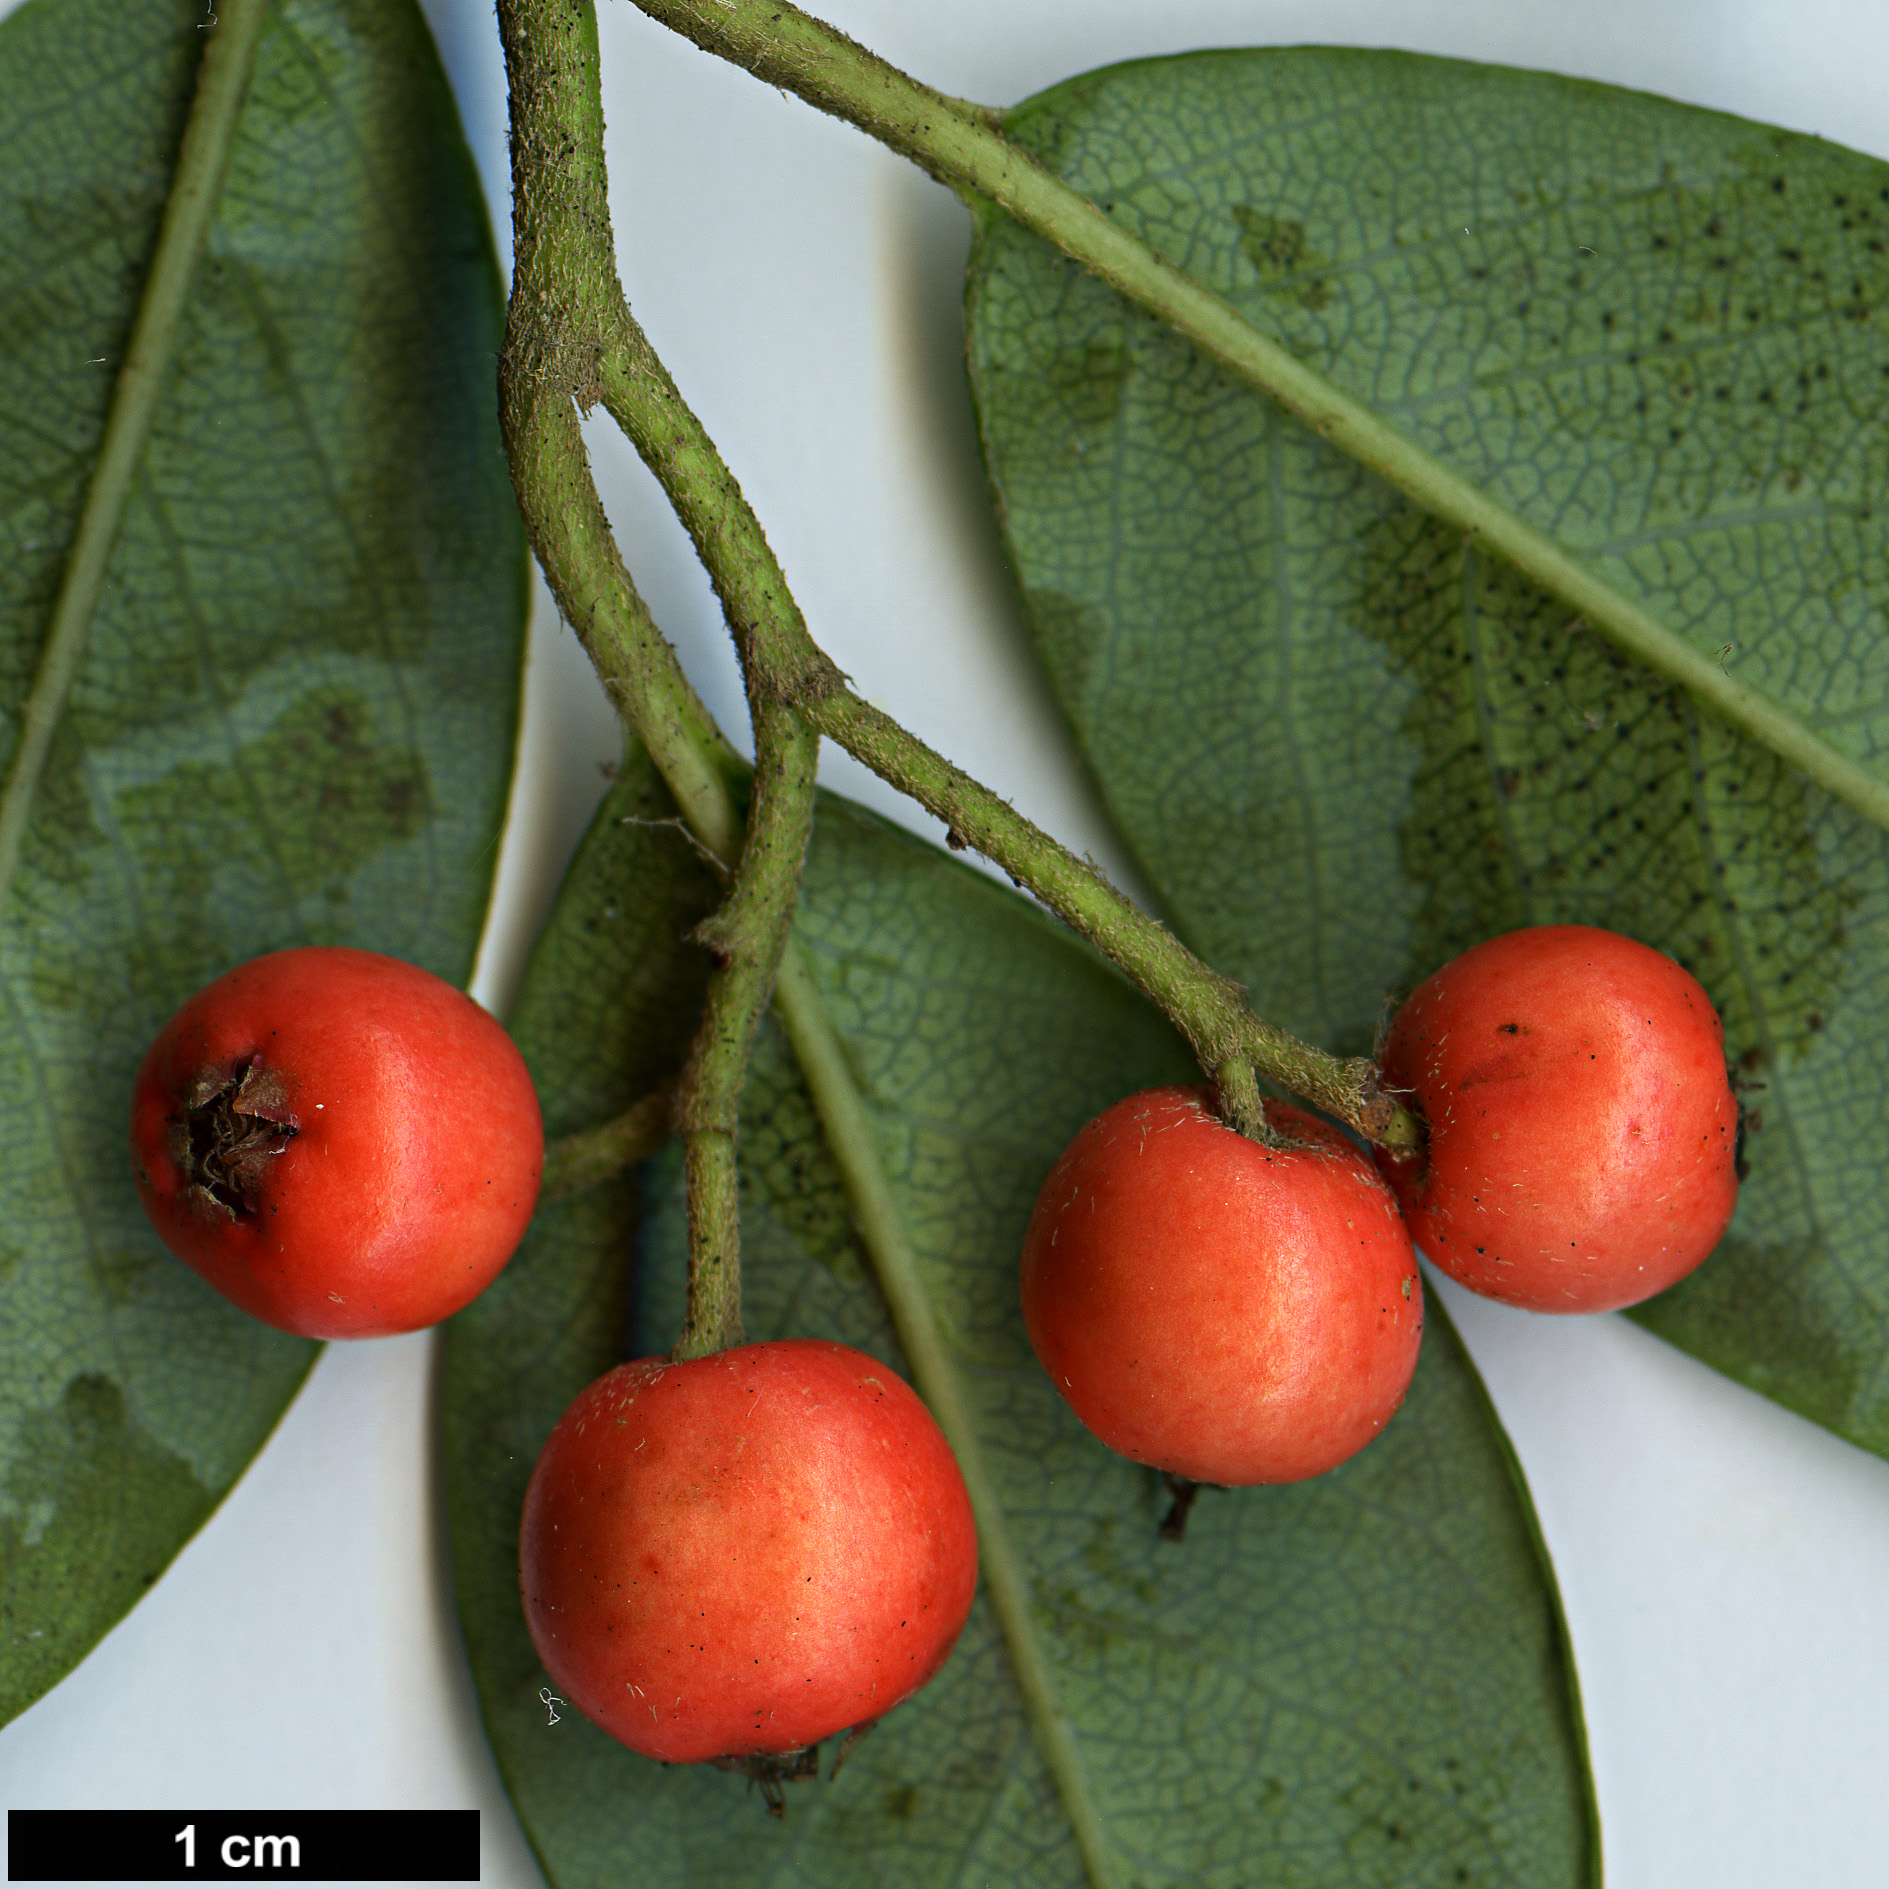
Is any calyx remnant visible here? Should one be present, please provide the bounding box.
[171,1057,297,1220]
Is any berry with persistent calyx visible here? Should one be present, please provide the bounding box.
[1020,1087,1423,1486]
[129,946,543,1339]
[519,1339,978,1766]
[1374,924,1738,1314]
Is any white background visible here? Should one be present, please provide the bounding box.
[4,2,1889,1885]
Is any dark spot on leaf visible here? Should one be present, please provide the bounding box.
[1231,207,1334,309]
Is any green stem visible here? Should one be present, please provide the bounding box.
[672,705,820,1360]
[1212,1057,1267,1144]
[812,690,1413,1148]
[540,1089,675,1202]
[594,337,845,711]
[501,0,833,1355]
[625,0,1889,841]
[496,0,745,865]
[494,7,1132,1862]
[772,943,1122,1889]
[592,325,1414,1150]
[0,1,267,919]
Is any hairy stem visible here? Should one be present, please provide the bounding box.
[813,690,1413,1146]
[1212,1057,1267,1144]
[625,0,1889,841]
[672,705,820,1360]
[594,325,1414,1150]
[496,17,1118,1847]
[497,0,745,865]
[540,1089,674,1202]
[505,0,1417,1153]
[0,2,267,920]
[503,0,830,1357]
[500,0,760,1350]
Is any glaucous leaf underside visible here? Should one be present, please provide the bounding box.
[966,48,1889,1458]
[0,0,523,1721]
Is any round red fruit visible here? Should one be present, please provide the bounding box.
[129,947,543,1339]
[1020,1088,1422,1486]
[518,1339,978,1765]
[1375,924,1738,1313]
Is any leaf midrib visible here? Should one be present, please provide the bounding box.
[771,938,1125,1889]
[656,0,1889,835]
[0,4,267,922]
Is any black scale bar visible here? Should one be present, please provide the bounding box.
[7,1811,478,1882]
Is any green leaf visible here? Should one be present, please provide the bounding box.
[965,49,1889,1457]
[0,0,524,1720]
[445,767,1595,1888]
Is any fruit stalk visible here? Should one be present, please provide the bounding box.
[672,703,820,1359]
[500,0,831,1356]
[499,0,1417,1154]
[539,1090,674,1203]
[593,299,1417,1149]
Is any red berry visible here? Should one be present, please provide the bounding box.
[518,1339,978,1765]
[128,947,542,1339]
[1375,924,1738,1313]
[1020,1087,1423,1485]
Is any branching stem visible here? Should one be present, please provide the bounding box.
[502,6,1418,1204]
[493,4,1379,1872]
[502,0,822,1361]
[594,318,1415,1149]
[496,0,745,868]
[501,0,756,1355]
